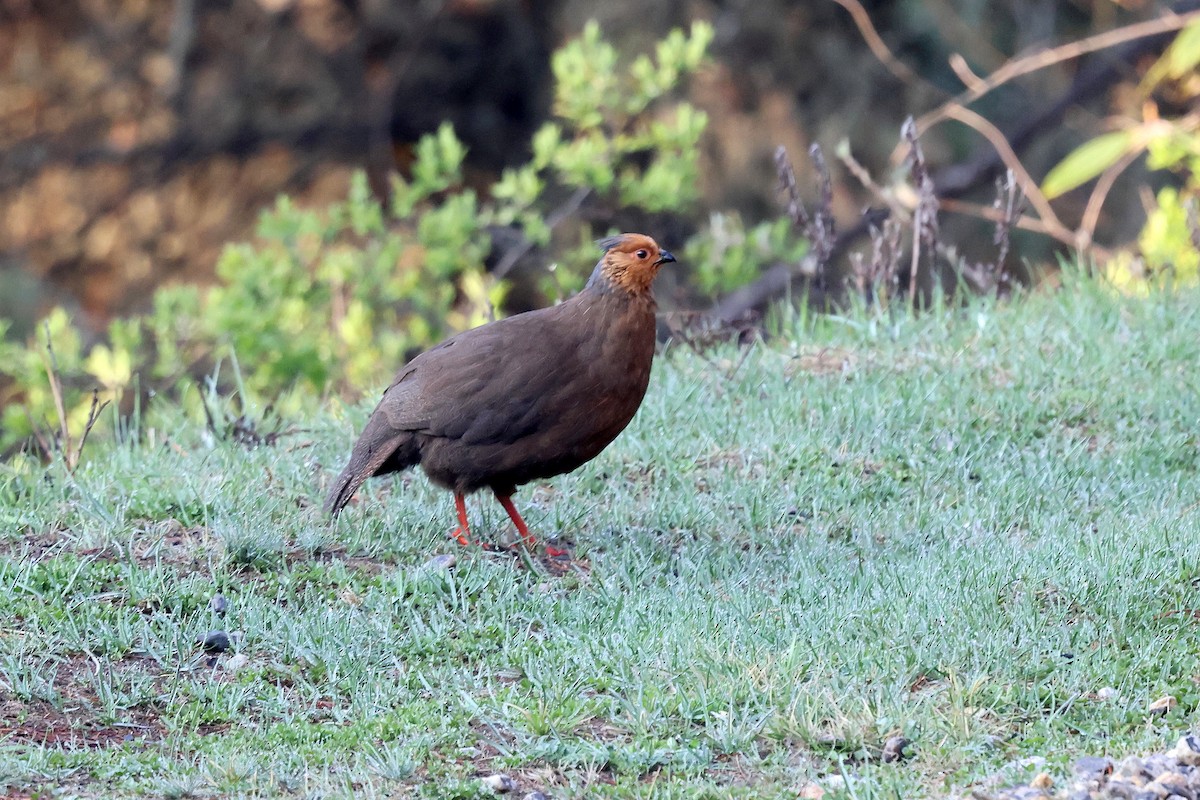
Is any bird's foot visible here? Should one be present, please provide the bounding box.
[544,542,572,559]
[449,527,503,552]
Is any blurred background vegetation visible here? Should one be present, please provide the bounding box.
[1,0,1199,452]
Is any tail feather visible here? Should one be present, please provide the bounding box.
[324,419,418,516]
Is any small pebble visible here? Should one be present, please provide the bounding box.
[797,785,825,800]
[223,653,250,673]
[1149,695,1178,715]
[1168,734,1200,766]
[1073,755,1114,778]
[1117,756,1150,780]
[823,775,847,791]
[881,735,910,763]
[1097,687,1119,701]
[199,630,231,653]
[483,774,515,793]
[1143,755,1174,779]
[1030,772,1054,789]
[422,553,457,572]
[522,793,550,800]
[1104,782,1140,800]
[1159,771,1192,789]
[210,594,228,615]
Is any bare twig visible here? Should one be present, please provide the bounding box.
[948,53,986,93]
[836,142,908,219]
[1077,147,1145,250]
[853,212,903,306]
[916,10,1200,135]
[776,145,810,230]
[22,406,54,462]
[776,145,836,287]
[36,326,111,471]
[941,103,1076,246]
[991,171,1023,279]
[829,0,928,87]
[903,118,939,301]
[492,186,592,280]
[74,390,111,472]
[42,322,72,460]
[806,145,835,286]
[960,172,1024,294]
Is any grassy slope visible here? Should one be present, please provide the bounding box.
[3,277,1200,799]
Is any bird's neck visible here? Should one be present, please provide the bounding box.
[584,261,658,303]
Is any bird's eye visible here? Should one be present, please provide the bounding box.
[636,249,648,259]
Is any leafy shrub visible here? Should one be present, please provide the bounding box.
[0,20,715,454]
[1041,18,1200,290]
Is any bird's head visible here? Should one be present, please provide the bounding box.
[588,233,676,296]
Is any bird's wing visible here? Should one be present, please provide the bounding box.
[374,305,585,444]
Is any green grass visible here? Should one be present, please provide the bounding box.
[4,277,1200,798]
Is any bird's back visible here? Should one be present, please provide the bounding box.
[382,287,657,494]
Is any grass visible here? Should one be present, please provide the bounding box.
[4,276,1200,798]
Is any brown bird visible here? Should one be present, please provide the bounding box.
[323,233,676,550]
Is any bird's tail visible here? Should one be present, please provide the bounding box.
[323,420,419,517]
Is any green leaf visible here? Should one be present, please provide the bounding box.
[1042,130,1138,200]
[1143,20,1200,90]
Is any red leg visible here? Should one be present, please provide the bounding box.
[450,492,472,547]
[495,493,537,550]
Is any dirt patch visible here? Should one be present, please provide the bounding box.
[0,523,72,563]
[0,698,161,750]
[0,653,167,751]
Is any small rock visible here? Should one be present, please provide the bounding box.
[1117,756,1150,780]
[1149,695,1178,716]
[823,775,847,792]
[483,774,516,793]
[798,784,825,800]
[210,594,228,615]
[1141,780,1172,799]
[1143,756,1174,779]
[1073,755,1114,778]
[199,630,231,653]
[1156,772,1191,794]
[1096,687,1119,701]
[881,735,910,763]
[1105,782,1142,800]
[223,653,250,673]
[422,553,457,572]
[1030,772,1054,789]
[1168,734,1200,766]
[522,793,550,800]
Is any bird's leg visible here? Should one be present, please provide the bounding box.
[450,492,473,547]
[495,493,538,550]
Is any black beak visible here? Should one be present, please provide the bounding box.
[656,250,676,265]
